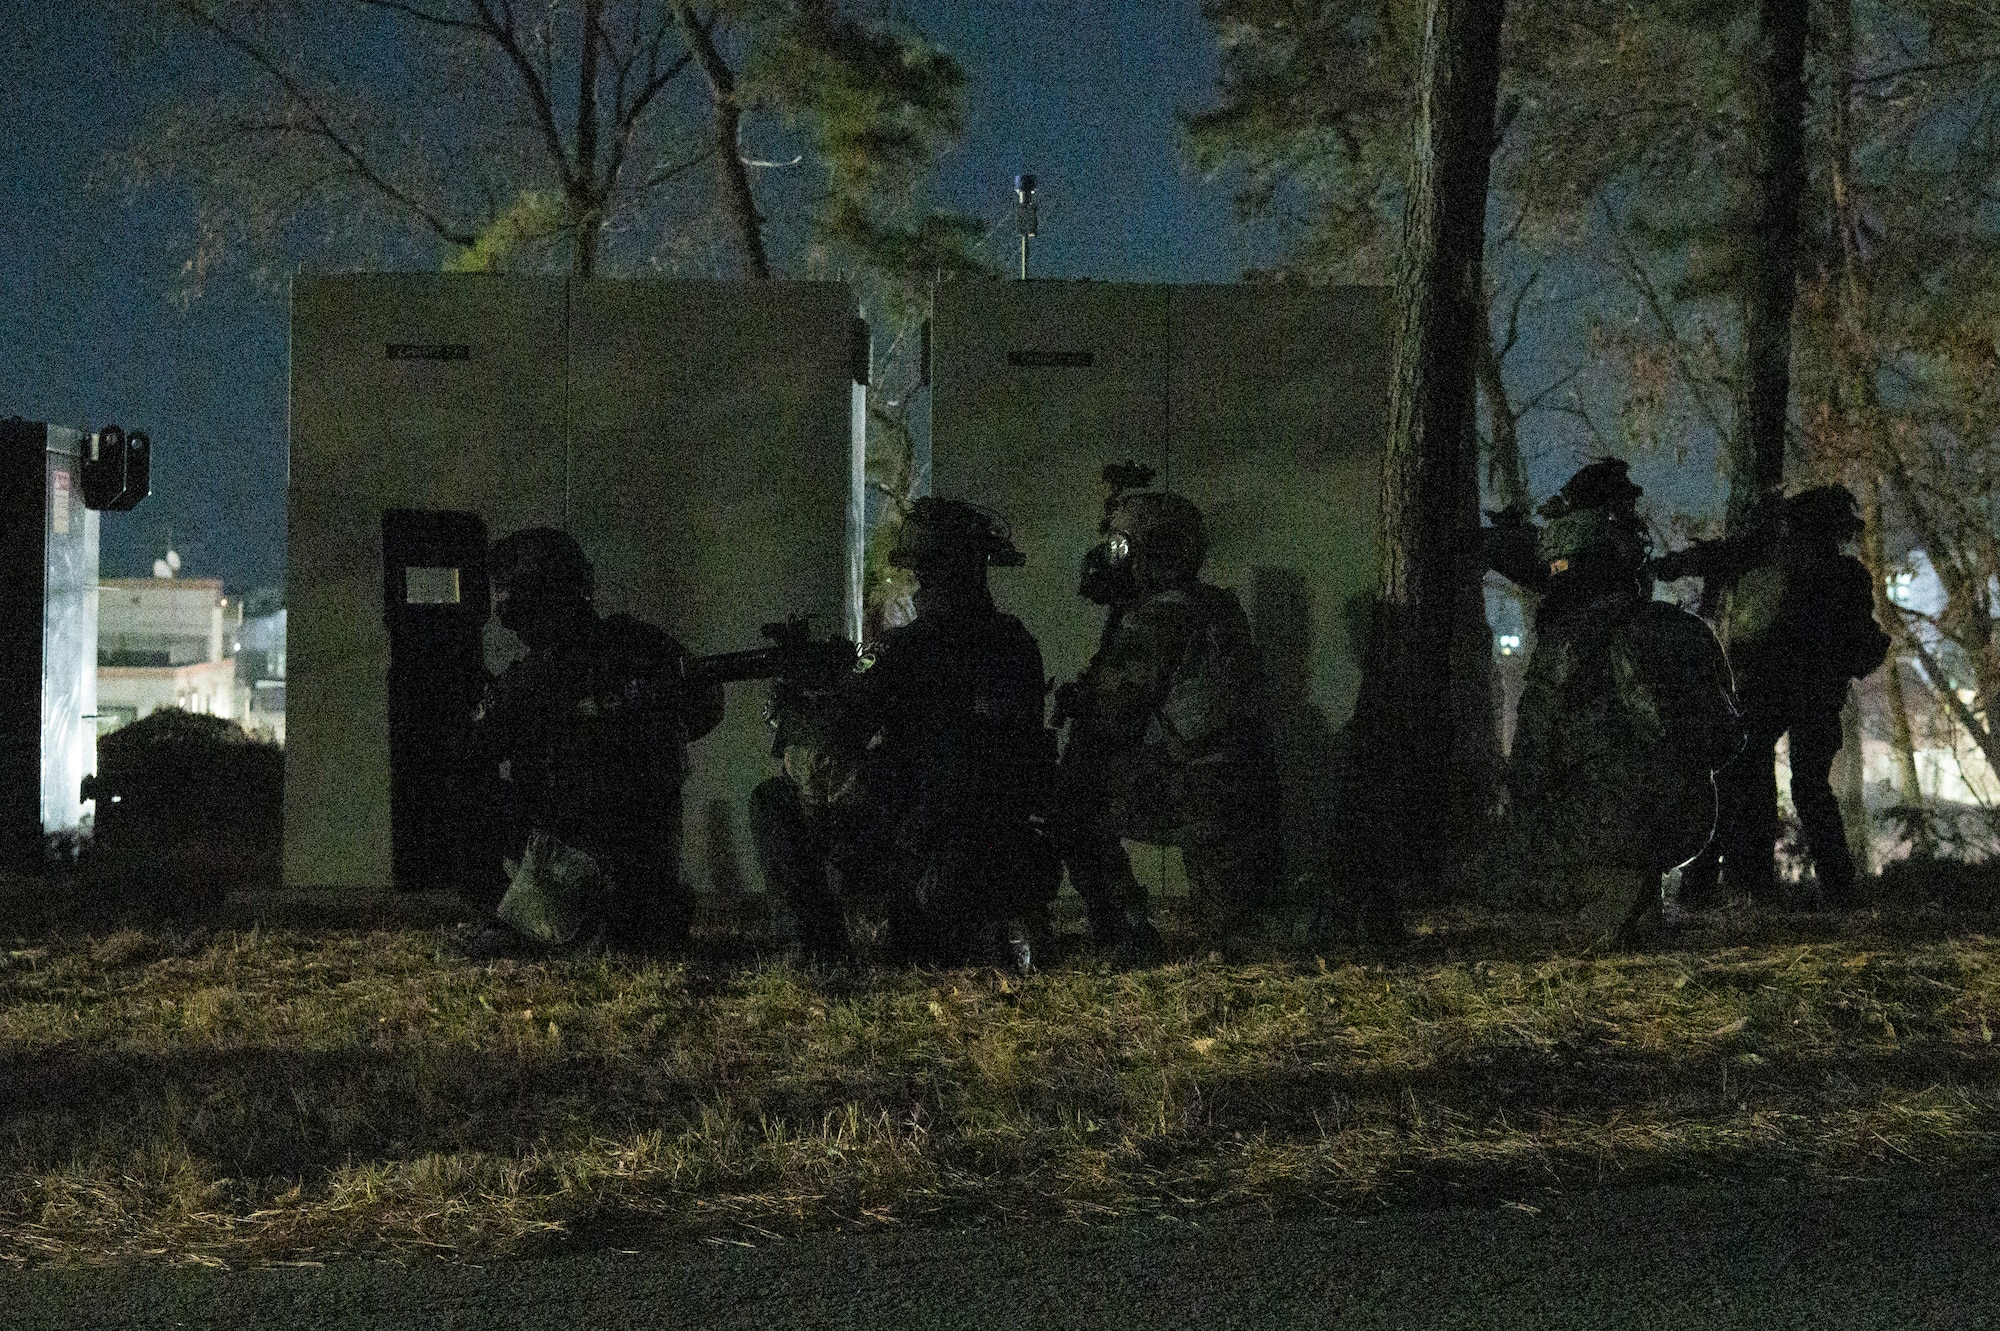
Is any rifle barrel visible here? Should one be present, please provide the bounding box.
[683,646,785,688]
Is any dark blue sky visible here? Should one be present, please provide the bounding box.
[3,2,1292,590]
[1,1,1650,593]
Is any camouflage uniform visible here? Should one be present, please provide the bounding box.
[1659,486,1888,905]
[1482,457,1651,598]
[750,499,1058,967]
[1506,507,1740,939]
[1056,490,1281,950]
[472,528,723,949]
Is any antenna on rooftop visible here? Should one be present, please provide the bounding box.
[1014,174,1038,280]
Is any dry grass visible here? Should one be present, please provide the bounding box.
[3,878,1998,1266]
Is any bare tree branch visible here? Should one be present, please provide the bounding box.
[600,19,696,198]
[635,143,714,192]
[1499,269,1539,360]
[348,0,487,33]
[173,1,477,247]
[673,2,771,278]
[1851,49,2000,87]
[1899,605,2000,775]
[1516,363,1586,415]
[1599,198,1734,445]
[469,0,574,182]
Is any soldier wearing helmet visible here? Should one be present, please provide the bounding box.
[468,527,724,954]
[749,497,1057,969]
[1655,484,1887,907]
[1484,456,1650,600]
[1053,467,1281,960]
[1503,482,1740,943]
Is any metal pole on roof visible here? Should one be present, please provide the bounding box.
[1014,174,1038,280]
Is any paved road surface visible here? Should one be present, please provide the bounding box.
[7,1174,1996,1330]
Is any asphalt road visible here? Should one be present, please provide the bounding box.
[6,1174,1997,1330]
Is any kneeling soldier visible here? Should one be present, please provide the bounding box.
[1054,476,1281,960]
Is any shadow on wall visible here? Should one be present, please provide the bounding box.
[1251,567,1373,913]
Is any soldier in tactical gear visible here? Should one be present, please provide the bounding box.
[1483,457,1650,597]
[1054,469,1281,959]
[749,498,1058,969]
[1655,485,1889,907]
[1502,469,1741,944]
[468,527,724,953]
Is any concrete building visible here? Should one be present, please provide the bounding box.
[96,570,247,732]
[928,281,1389,899]
[237,602,286,745]
[285,275,860,892]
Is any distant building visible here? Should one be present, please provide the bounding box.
[237,597,286,745]
[96,560,248,733]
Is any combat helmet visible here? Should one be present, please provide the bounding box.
[1107,490,1208,585]
[1537,457,1643,522]
[490,526,595,603]
[888,497,1025,569]
[1784,484,1864,542]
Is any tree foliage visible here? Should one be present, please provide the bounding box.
[1189,0,2000,839]
[110,0,977,287]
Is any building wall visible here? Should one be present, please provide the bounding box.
[286,274,858,892]
[931,281,1389,891]
[97,659,244,729]
[2,422,99,851]
[98,578,238,666]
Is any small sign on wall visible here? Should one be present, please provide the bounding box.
[386,344,473,361]
[1006,349,1095,368]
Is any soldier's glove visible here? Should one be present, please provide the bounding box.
[1648,548,1695,582]
[780,637,859,691]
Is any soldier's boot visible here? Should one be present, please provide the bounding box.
[1795,782,1860,909]
[749,778,848,963]
[1060,829,1158,962]
[1811,854,1859,912]
[992,918,1037,976]
[1676,843,1722,910]
[1569,865,1661,952]
[1185,832,1286,959]
[1082,883,1163,967]
[1787,711,1860,910]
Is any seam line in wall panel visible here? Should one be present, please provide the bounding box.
[1163,287,1174,494]
[563,279,574,530]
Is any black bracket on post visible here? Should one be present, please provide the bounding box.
[81,425,150,512]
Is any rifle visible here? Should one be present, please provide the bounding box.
[681,616,857,689]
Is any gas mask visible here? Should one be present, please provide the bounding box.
[1078,530,1135,605]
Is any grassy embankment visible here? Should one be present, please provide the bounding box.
[2,880,1998,1266]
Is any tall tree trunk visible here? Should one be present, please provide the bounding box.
[1476,312,1533,772]
[1881,458,2000,743]
[676,3,773,280]
[1728,0,1809,529]
[1839,688,1870,876]
[1477,317,1529,515]
[1719,0,1809,881]
[1860,478,1929,848]
[571,208,602,280]
[1356,0,1506,919]
[1822,2,1930,855]
[1449,424,1500,878]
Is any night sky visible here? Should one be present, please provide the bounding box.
[1,1,1636,595]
